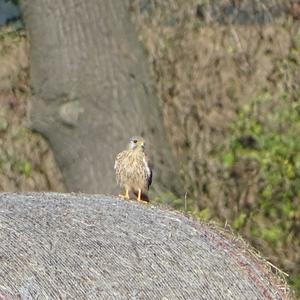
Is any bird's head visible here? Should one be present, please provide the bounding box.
[128,136,146,151]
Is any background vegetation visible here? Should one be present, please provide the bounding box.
[130,0,300,296]
[0,0,299,297]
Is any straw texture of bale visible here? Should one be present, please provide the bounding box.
[0,193,288,299]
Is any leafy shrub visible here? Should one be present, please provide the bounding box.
[223,90,300,292]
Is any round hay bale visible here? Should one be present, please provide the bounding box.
[0,193,288,299]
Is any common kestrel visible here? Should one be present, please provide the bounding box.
[114,136,152,202]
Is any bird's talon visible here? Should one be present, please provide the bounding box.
[119,194,129,200]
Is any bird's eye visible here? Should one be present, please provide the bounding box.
[133,140,137,143]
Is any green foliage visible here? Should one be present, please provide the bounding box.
[261,226,283,246]
[17,160,32,177]
[153,192,214,223]
[194,207,213,222]
[233,212,247,230]
[294,28,300,52]
[0,116,8,131]
[223,90,300,293]
[157,87,300,293]
[225,90,300,221]
[152,192,183,208]
[223,94,300,213]
[222,152,234,168]
[153,191,193,211]
[291,274,300,297]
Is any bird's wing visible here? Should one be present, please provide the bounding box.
[144,154,152,189]
[148,168,152,189]
[114,151,129,186]
[114,151,124,170]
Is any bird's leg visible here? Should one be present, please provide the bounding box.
[119,188,129,200]
[137,189,142,201]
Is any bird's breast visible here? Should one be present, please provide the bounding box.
[116,150,149,190]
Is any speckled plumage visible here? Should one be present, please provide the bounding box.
[114,137,152,201]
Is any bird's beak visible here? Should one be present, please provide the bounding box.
[140,142,145,149]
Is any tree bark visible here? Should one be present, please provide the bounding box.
[20,0,178,194]
[0,193,287,299]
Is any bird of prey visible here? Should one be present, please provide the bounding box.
[114,136,152,202]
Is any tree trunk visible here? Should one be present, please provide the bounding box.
[20,0,178,194]
[0,193,288,299]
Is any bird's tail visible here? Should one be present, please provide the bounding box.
[133,191,150,202]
